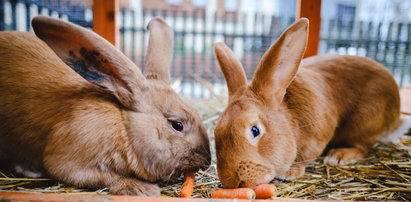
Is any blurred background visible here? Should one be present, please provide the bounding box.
[1,0,410,98]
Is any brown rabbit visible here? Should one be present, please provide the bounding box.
[213,18,407,188]
[0,16,210,196]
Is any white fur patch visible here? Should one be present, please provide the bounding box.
[379,115,411,143]
[99,163,110,172]
[14,165,42,178]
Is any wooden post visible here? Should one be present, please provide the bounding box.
[296,0,321,58]
[93,0,119,47]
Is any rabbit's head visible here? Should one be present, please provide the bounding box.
[32,16,210,182]
[213,19,308,188]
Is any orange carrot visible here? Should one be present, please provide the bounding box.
[253,184,277,199]
[180,173,195,198]
[211,188,255,199]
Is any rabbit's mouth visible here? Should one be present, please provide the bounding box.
[165,165,209,183]
[161,148,211,183]
[187,147,211,171]
[158,167,192,183]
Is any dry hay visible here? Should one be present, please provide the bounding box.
[1,94,410,201]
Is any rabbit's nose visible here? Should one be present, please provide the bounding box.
[238,180,246,188]
[195,147,211,171]
[219,172,241,188]
[237,179,258,188]
[228,178,242,188]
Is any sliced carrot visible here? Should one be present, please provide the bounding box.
[253,184,277,199]
[211,188,255,199]
[180,173,195,198]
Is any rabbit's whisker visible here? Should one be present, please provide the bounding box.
[293,118,330,130]
[292,158,317,165]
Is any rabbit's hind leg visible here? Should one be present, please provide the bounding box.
[45,160,160,196]
[323,103,391,166]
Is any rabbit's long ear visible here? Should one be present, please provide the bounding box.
[250,18,308,104]
[214,42,247,98]
[144,18,173,83]
[32,16,147,111]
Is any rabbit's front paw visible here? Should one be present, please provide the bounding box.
[278,163,306,180]
[324,148,364,166]
[109,178,160,196]
[285,163,306,180]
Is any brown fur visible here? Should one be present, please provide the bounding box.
[213,18,401,188]
[0,17,210,196]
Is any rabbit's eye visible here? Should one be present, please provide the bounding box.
[171,121,184,132]
[251,126,260,138]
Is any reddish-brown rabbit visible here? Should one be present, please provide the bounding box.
[0,16,210,196]
[213,18,407,188]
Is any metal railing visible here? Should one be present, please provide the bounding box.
[320,19,411,87]
[119,9,411,97]
[1,2,410,97]
[0,0,91,31]
[119,9,295,97]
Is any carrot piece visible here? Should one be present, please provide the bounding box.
[211,188,255,199]
[253,184,277,199]
[180,173,195,198]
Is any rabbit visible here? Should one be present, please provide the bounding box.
[0,16,210,196]
[213,18,406,188]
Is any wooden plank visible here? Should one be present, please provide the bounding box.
[0,191,296,202]
[93,0,119,47]
[296,0,321,58]
[0,191,198,201]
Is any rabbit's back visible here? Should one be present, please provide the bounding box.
[301,54,397,89]
[300,54,400,119]
[0,32,86,87]
[0,32,120,168]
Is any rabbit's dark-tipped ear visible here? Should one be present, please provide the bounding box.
[144,18,173,83]
[32,16,147,111]
[214,42,247,98]
[250,18,308,104]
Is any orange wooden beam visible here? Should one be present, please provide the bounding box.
[0,192,209,202]
[296,0,321,58]
[93,0,119,47]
